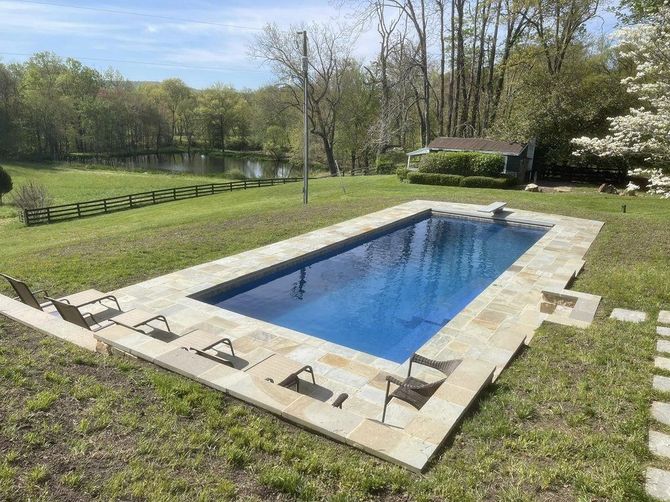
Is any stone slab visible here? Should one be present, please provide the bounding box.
[659,327,670,337]
[154,348,220,379]
[656,357,670,372]
[282,395,365,440]
[660,311,670,325]
[654,375,670,393]
[652,402,670,426]
[647,467,670,501]
[225,373,301,413]
[659,340,670,355]
[0,294,97,351]
[610,308,647,323]
[346,419,436,473]
[650,430,670,459]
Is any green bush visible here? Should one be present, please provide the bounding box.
[0,165,12,205]
[418,151,504,177]
[407,172,463,186]
[459,176,515,189]
[396,167,409,181]
[470,154,505,176]
[375,160,396,175]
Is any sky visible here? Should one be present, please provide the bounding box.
[0,0,619,90]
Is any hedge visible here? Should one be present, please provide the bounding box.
[459,176,516,188]
[407,172,463,186]
[407,172,516,189]
[418,151,504,177]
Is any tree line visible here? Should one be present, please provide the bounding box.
[0,0,663,175]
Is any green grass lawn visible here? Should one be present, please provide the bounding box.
[0,162,229,221]
[1,165,670,500]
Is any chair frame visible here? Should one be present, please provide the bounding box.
[382,353,462,423]
[47,297,104,331]
[265,365,315,392]
[1,273,50,310]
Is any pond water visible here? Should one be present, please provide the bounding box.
[73,153,294,179]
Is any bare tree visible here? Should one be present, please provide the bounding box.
[251,23,353,175]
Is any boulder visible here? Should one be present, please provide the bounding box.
[524,183,540,192]
[598,183,617,194]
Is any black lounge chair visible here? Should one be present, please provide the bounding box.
[1,273,120,312]
[381,353,463,423]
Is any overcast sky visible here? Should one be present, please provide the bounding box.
[0,0,619,90]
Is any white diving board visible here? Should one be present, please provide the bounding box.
[477,201,507,214]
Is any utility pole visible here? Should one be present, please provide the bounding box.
[298,30,309,204]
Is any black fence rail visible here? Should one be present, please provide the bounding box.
[20,178,301,226]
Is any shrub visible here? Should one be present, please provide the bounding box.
[470,153,505,176]
[396,166,409,181]
[0,165,12,205]
[418,151,504,177]
[407,172,463,186]
[375,160,396,174]
[12,181,54,210]
[459,176,515,189]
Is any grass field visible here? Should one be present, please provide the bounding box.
[1,163,669,500]
[0,163,229,221]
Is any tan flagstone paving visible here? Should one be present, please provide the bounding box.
[0,200,604,472]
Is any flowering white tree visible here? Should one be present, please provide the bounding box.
[572,8,670,162]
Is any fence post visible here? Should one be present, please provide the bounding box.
[244,180,247,189]
[173,188,177,200]
[129,194,133,208]
[46,207,51,224]
[211,184,214,195]
[76,203,81,218]
[195,185,199,197]
[152,191,156,204]
[103,199,108,213]
[23,209,29,226]
[258,180,261,188]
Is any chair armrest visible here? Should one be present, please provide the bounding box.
[332,393,349,409]
[385,375,405,387]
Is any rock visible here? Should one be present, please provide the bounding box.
[524,183,540,192]
[598,183,617,194]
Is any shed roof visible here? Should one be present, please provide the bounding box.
[427,137,527,156]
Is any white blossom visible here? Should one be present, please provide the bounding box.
[572,7,670,188]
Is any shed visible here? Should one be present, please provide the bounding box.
[406,137,536,180]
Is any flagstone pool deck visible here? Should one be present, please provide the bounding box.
[0,200,604,472]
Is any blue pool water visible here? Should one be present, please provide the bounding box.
[202,215,546,362]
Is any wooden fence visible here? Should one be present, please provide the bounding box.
[19,178,301,226]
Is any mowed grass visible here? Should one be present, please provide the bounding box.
[0,162,229,221]
[1,164,670,500]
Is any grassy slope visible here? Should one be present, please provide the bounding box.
[1,166,670,500]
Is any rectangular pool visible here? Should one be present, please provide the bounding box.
[199,215,547,363]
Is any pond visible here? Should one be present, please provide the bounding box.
[71,153,295,179]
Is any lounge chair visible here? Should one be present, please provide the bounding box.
[47,297,177,341]
[183,338,237,368]
[1,273,120,312]
[46,297,113,332]
[381,353,463,423]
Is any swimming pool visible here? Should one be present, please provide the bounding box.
[200,215,547,362]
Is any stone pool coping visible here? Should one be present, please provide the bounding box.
[0,200,604,472]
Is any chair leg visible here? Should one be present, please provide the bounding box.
[156,315,170,332]
[303,365,315,384]
[381,379,392,424]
